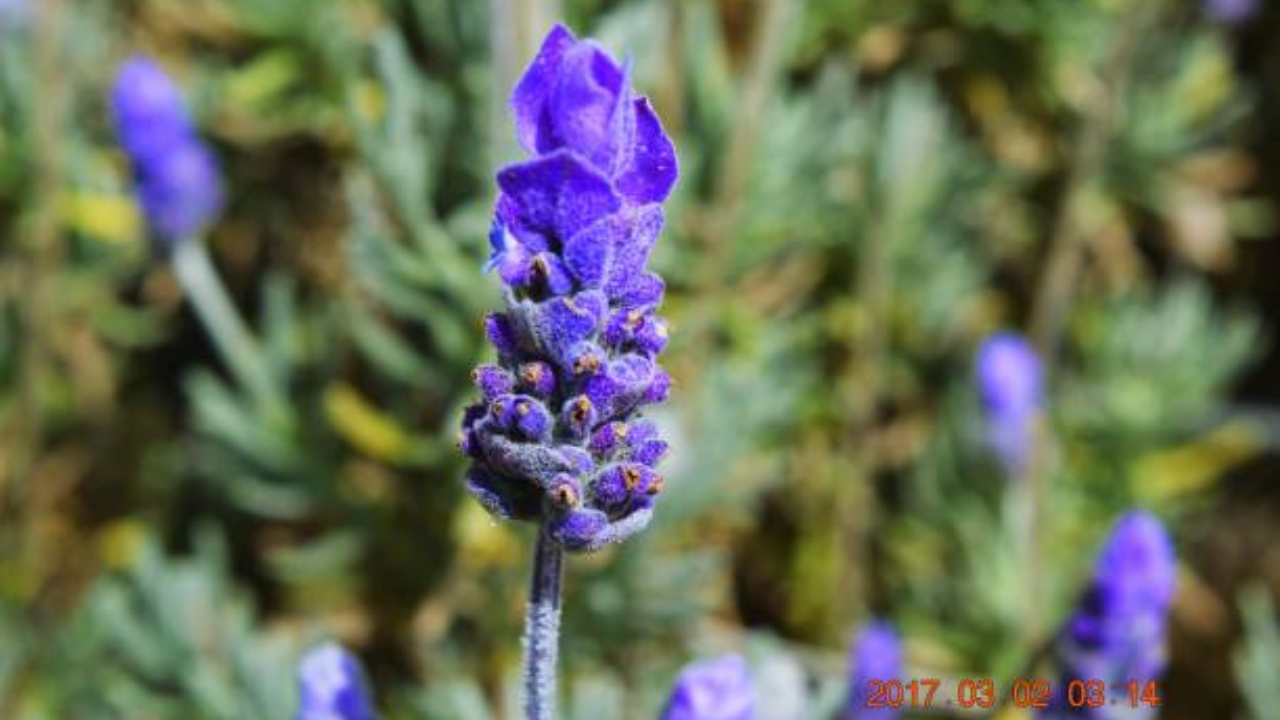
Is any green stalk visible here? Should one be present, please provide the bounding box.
[170,239,282,416]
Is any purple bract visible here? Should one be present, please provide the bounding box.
[460,24,678,553]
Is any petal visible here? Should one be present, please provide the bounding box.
[496,151,622,244]
[545,42,627,169]
[563,213,623,288]
[615,97,678,204]
[603,204,664,297]
[511,24,577,154]
[610,271,665,307]
[521,290,606,366]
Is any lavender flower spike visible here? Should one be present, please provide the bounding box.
[1205,0,1260,24]
[845,621,904,720]
[660,655,756,720]
[461,22,677,554]
[111,56,224,245]
[975,332,1043,479]
[461,23,677,720]
[295,643,378,720]
[1041,511,1177,719]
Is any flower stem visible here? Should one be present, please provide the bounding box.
[170,239,282,415]
[522,524,564,720]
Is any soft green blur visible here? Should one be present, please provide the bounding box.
[0,1,1277,719]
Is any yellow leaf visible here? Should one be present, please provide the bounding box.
[355,80,386,124]
[226,49,303,109]
[62,191,141,244]
[1132,420,1263,502]
[455,502,520,568]
[324,382,414,463]
[97,519,148,570]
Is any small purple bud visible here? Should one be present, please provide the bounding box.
[568,341,607,376]
[472,364,515,401]
[558,445,596,475]
[484,312,522,357]
[631,437,669,467]
[643,367,672,405]
[591,463,662,512]
[295,643,378,720]
[589,421,629,457]
[561,394,598,439]
[549,507,609,550]
[660,655,756,720]
[517,360,558,397]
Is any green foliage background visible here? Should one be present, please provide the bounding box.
[1,0,1279,718]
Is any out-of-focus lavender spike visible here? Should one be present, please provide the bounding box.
[110,56,224,245]
[1040,511,1177,720]
[975,332,1043,479]
[660,655,756,720]
[844,621,904,720]
[295,643,378,720]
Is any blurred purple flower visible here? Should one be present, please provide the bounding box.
[660,655,756,720]
[110,56,223,244]
[975,333,1043,478]
[296,643,378,720]
[845,621,904,720]
[0,0,28,28]
[1205,0,1260,24]
[1042,511,1177,719]
[460,24,678,553]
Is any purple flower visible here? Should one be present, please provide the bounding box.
[845,621,904,720]
[111,56,224,244]
[295,643,378,720]
[1042,512,1177,719]
[660,655,756,720]
[460,24,678,553]
[0,0,28,29]
[1205,0,1260,24]
[975,333,1043,478]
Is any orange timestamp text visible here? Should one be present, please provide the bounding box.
[863,678,1163,710]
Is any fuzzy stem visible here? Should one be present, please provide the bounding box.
[170,239,282,414]
[522,525,565,720]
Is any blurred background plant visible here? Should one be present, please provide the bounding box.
[1,0,1279,718]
